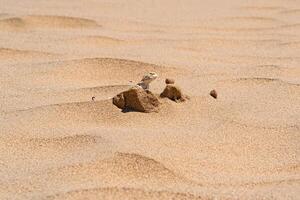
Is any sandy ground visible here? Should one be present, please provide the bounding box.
[0,0,300,199]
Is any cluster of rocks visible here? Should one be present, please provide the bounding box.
[113,77,188,113]
[112,73,217,113]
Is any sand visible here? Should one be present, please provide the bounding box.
[0,0,299,199]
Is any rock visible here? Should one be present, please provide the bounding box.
[210,90,217,99]
[165,78,175,84]
[113,87,160,112]
[160,85,188,102]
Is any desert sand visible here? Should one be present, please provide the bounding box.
[0,0,300,199]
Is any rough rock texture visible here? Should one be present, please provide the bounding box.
[113,87,160,112]
[160,85,188,102]
[112,93,126,109]
[165,78,175,84]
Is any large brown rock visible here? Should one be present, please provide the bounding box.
[160,85,188,102]
[113,87,160,112]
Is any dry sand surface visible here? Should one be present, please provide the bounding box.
[1,0,300,199]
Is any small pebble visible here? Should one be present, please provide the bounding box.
[210,90,217,99]
[165,78,175,84]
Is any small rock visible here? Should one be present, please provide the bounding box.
[210,90,217,99]
[160,85,187,102]
[165,78,175,84]
[92,96,96,101]
[113,87,160,112]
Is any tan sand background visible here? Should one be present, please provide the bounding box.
[0,0,300,199]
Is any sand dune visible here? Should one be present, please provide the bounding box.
[27,134,102,148]
[47,152,183,183]
[1,0,300,199]
[0,15,99,31]
[280,41,300,47]
[0,17,26,30]
[280,9,300,15]
[19,58,184,84]
[0,57,186,112]
[0,47,57,63]
[240,6,285,11]
[43,187,204,200]
[64,36,125,47]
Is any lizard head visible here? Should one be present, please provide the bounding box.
[141,72,158,84]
